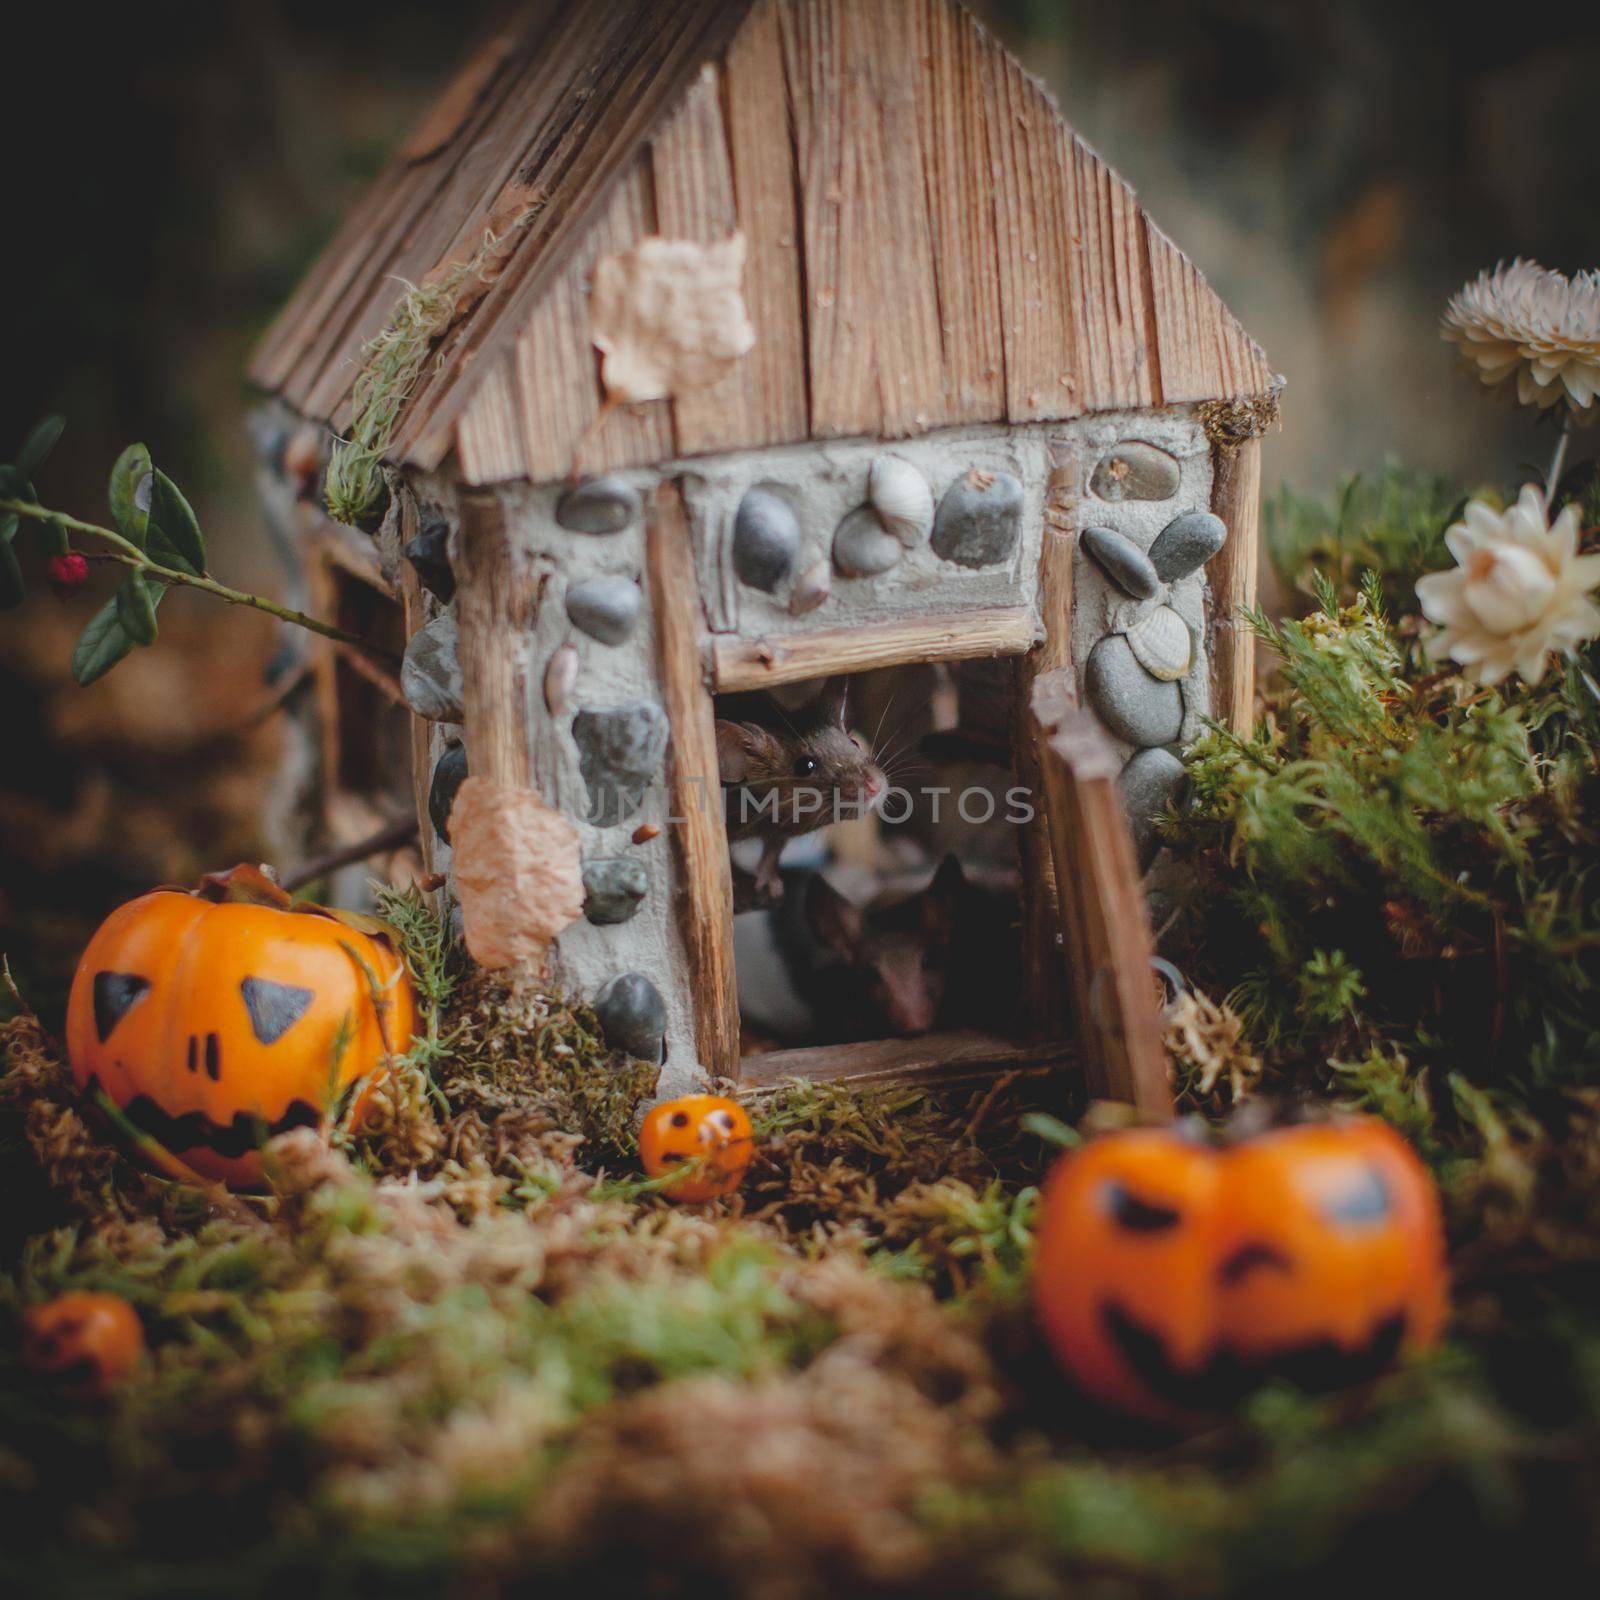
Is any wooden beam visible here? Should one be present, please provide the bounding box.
[1012,442,1077,1037]
[1030,676,1173,1119]
[711,606,1037,693]
[1206,432,1262,736]
[648,482,741,1077]
[454,491,543,786]
[739,1028,1068,1090]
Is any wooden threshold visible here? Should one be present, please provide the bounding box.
[710,607,1038,692]
[738,1029,1071,1089]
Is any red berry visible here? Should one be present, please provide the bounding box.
[47,551,89,599]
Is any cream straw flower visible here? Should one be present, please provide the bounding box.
[1415,485,1600,686]
[1441,260,1600,423]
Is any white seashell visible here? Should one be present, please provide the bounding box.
[543,643,580,715]
[790,557,831,615]
[1125,605,1193,682]
[868,454,933,546]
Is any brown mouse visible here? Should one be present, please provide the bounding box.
[715,677,886,904]
[805,855,964,1035]
[803,854,1021,1037]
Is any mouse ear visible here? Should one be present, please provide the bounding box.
[715,720,773,783]
[806,874,863,959]
[810,675,850,725]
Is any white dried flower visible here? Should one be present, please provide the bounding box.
[1441,259,1600,422]
[1415,485,1600,685]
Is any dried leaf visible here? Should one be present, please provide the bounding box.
[450,777,583,971]
[590,233,755,404]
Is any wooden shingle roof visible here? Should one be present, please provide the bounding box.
[250,0,1273,488]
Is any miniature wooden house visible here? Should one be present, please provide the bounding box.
[248,0,1276,1105]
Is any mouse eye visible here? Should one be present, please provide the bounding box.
[793,755,819,778]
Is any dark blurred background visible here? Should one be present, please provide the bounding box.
[4,0,1599,1011]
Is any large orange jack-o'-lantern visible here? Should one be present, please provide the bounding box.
[66,865,417,1188]
[1033,1118,1447,1424]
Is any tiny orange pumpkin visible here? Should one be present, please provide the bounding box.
[1033,1117,1447,1423]
[20,1292,145,1397]
[640,1094,754,1202]
[66,864,417,1189]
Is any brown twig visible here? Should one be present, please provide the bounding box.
[280,814,419,892]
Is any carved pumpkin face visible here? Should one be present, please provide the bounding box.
[20,1292,144,1397]
[1033,1119,1447,1423]
[66,866,417,1188]
[639,1095,754,1203]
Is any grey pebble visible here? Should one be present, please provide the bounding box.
[1090,441,1181,502]
[1081,525,1161,600]
[566,575,643,646]
[1119,747,1187,868]
[404,515,455,603]
[593,972,666,1063]
[400,613,464,722]
[556,476,642,534]
[583,858,650,925]
[931,469,1024,568]
[427,743,468,844]
[1087,635,1183,747]
[1148,510,1227,583]
[732,487,800,591]
[572,702,670,827]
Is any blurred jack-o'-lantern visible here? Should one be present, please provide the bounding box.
[20,1292,144,1397]
[640,1095,754,1202]
[66,865,417,1188]
[1033,1118,1447,1423]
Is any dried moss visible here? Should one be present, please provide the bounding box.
[6,552,1600,1600]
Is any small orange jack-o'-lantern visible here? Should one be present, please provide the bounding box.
[640,1095,754,1202]
[1033,1118,1447,1424]
[66,864,417,1189]
[20,1292,145,1397]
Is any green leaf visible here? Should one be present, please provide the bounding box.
[15,415,65,483]
[72,584,167,685]
[72,597,136,684]
[146,469,205,574]
[39,517,70,559]
[0,516,22,609]
[115,570,160,645]
[108,443,152,547]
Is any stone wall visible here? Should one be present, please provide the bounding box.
[394,405,1232,1092]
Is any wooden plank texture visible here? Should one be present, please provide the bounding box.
[722,0,810,447]
[1011,439,1078,1037]
[913,0,1004,423]
[647,483,741,1076]
[650,63,749,458]
[710,606,1038,692]
[252,0,1274,487]
[1031,678,1173,1118]
[454,493,543,786]
[1206,432,1262,735]
[740,1029,1068,1088]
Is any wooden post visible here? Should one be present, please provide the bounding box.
[1206,433,1262,737]
[454,491,542,787]
[1011,442,1078,1037]
[1031,671,1172,1118]
[647,482,740,1077]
